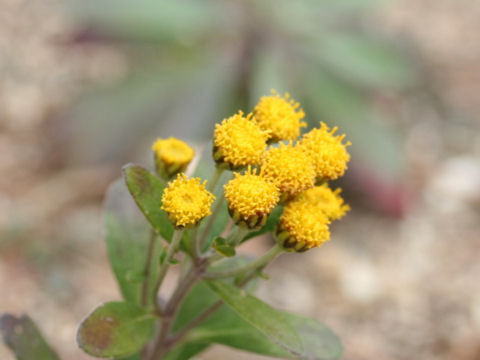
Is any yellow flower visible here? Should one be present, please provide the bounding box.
[253,90,306,141]
[161,173,215,228]
[298,122,351,181]
[213,111,269,169]
[224,167,280,229]
[261,143,315,200]
[295,184,350,221]
[277,201,331,252]
[152,137,195,179]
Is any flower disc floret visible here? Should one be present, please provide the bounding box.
[253,90,306,141]
[224,167,280,228]
[277,201,331,251]
[261,143,315,199]
[213,111,269,169]
[298,122,351,181]
[161,174,215,228]
[295,184,350,221]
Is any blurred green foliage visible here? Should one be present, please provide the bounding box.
[68,0,416,180]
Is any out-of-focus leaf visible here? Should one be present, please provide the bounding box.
[249,48,291,105]
[243,205,283,241]
[312,33,415,89]
[306,69,403,178]
[67,66,184,164]
[123,164,174,241]
[281,312,342,360]
[77,302,155,358]
[206,280,302,355]
[256,0,382,38]
[104,179,162,304]
[69,0,222,42]
[0,314,60,360]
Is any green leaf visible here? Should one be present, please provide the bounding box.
[104,179,162,304]
[168,258,180,265]
[123,164,174,241]
[171,281,288,358]
[77,302,155,358]
[170,281,341,359]
[243,205,283,241]
[213,237,236,257]
[314,33,415,89]
[206,280,302,356]
[164,343,210,360]
[281,313,342,359]
[0,314,60,360]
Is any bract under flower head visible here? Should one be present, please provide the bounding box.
[277,201,331,251]
[253,90,306,142]
[161,173,215,228]
[261,143,315,200]
[152,137,195,179]
[224,167,280,229]
[298,122,351,181]
[295,184,350,221]
[213,111,269,169]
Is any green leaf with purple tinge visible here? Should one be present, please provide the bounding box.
[123,164,174,241]
[77,302,155,358]
[0,314,59,360]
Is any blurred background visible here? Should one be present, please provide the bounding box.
[1,0,480,359]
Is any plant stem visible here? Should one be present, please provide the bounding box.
[168,264,261,346]
[226,225,250,246]
[191,168,225,258]
[152,229,184,315]
[148,259,207,359]
[203,244,284,279]
[207,167,224,193]
[196,194,225,255]
[141,229,157,307]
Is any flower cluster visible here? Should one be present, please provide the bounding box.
[155,90,350,251]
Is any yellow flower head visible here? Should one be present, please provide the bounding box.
[224,167,280,229]
[253,90,306,141]
[277,201,331,251]
[295,184,350,221]
[161,173,215,228]
[261,143,315,200]
[298,122,351,181]
[152,137,195,179]
[213,111,269,169]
